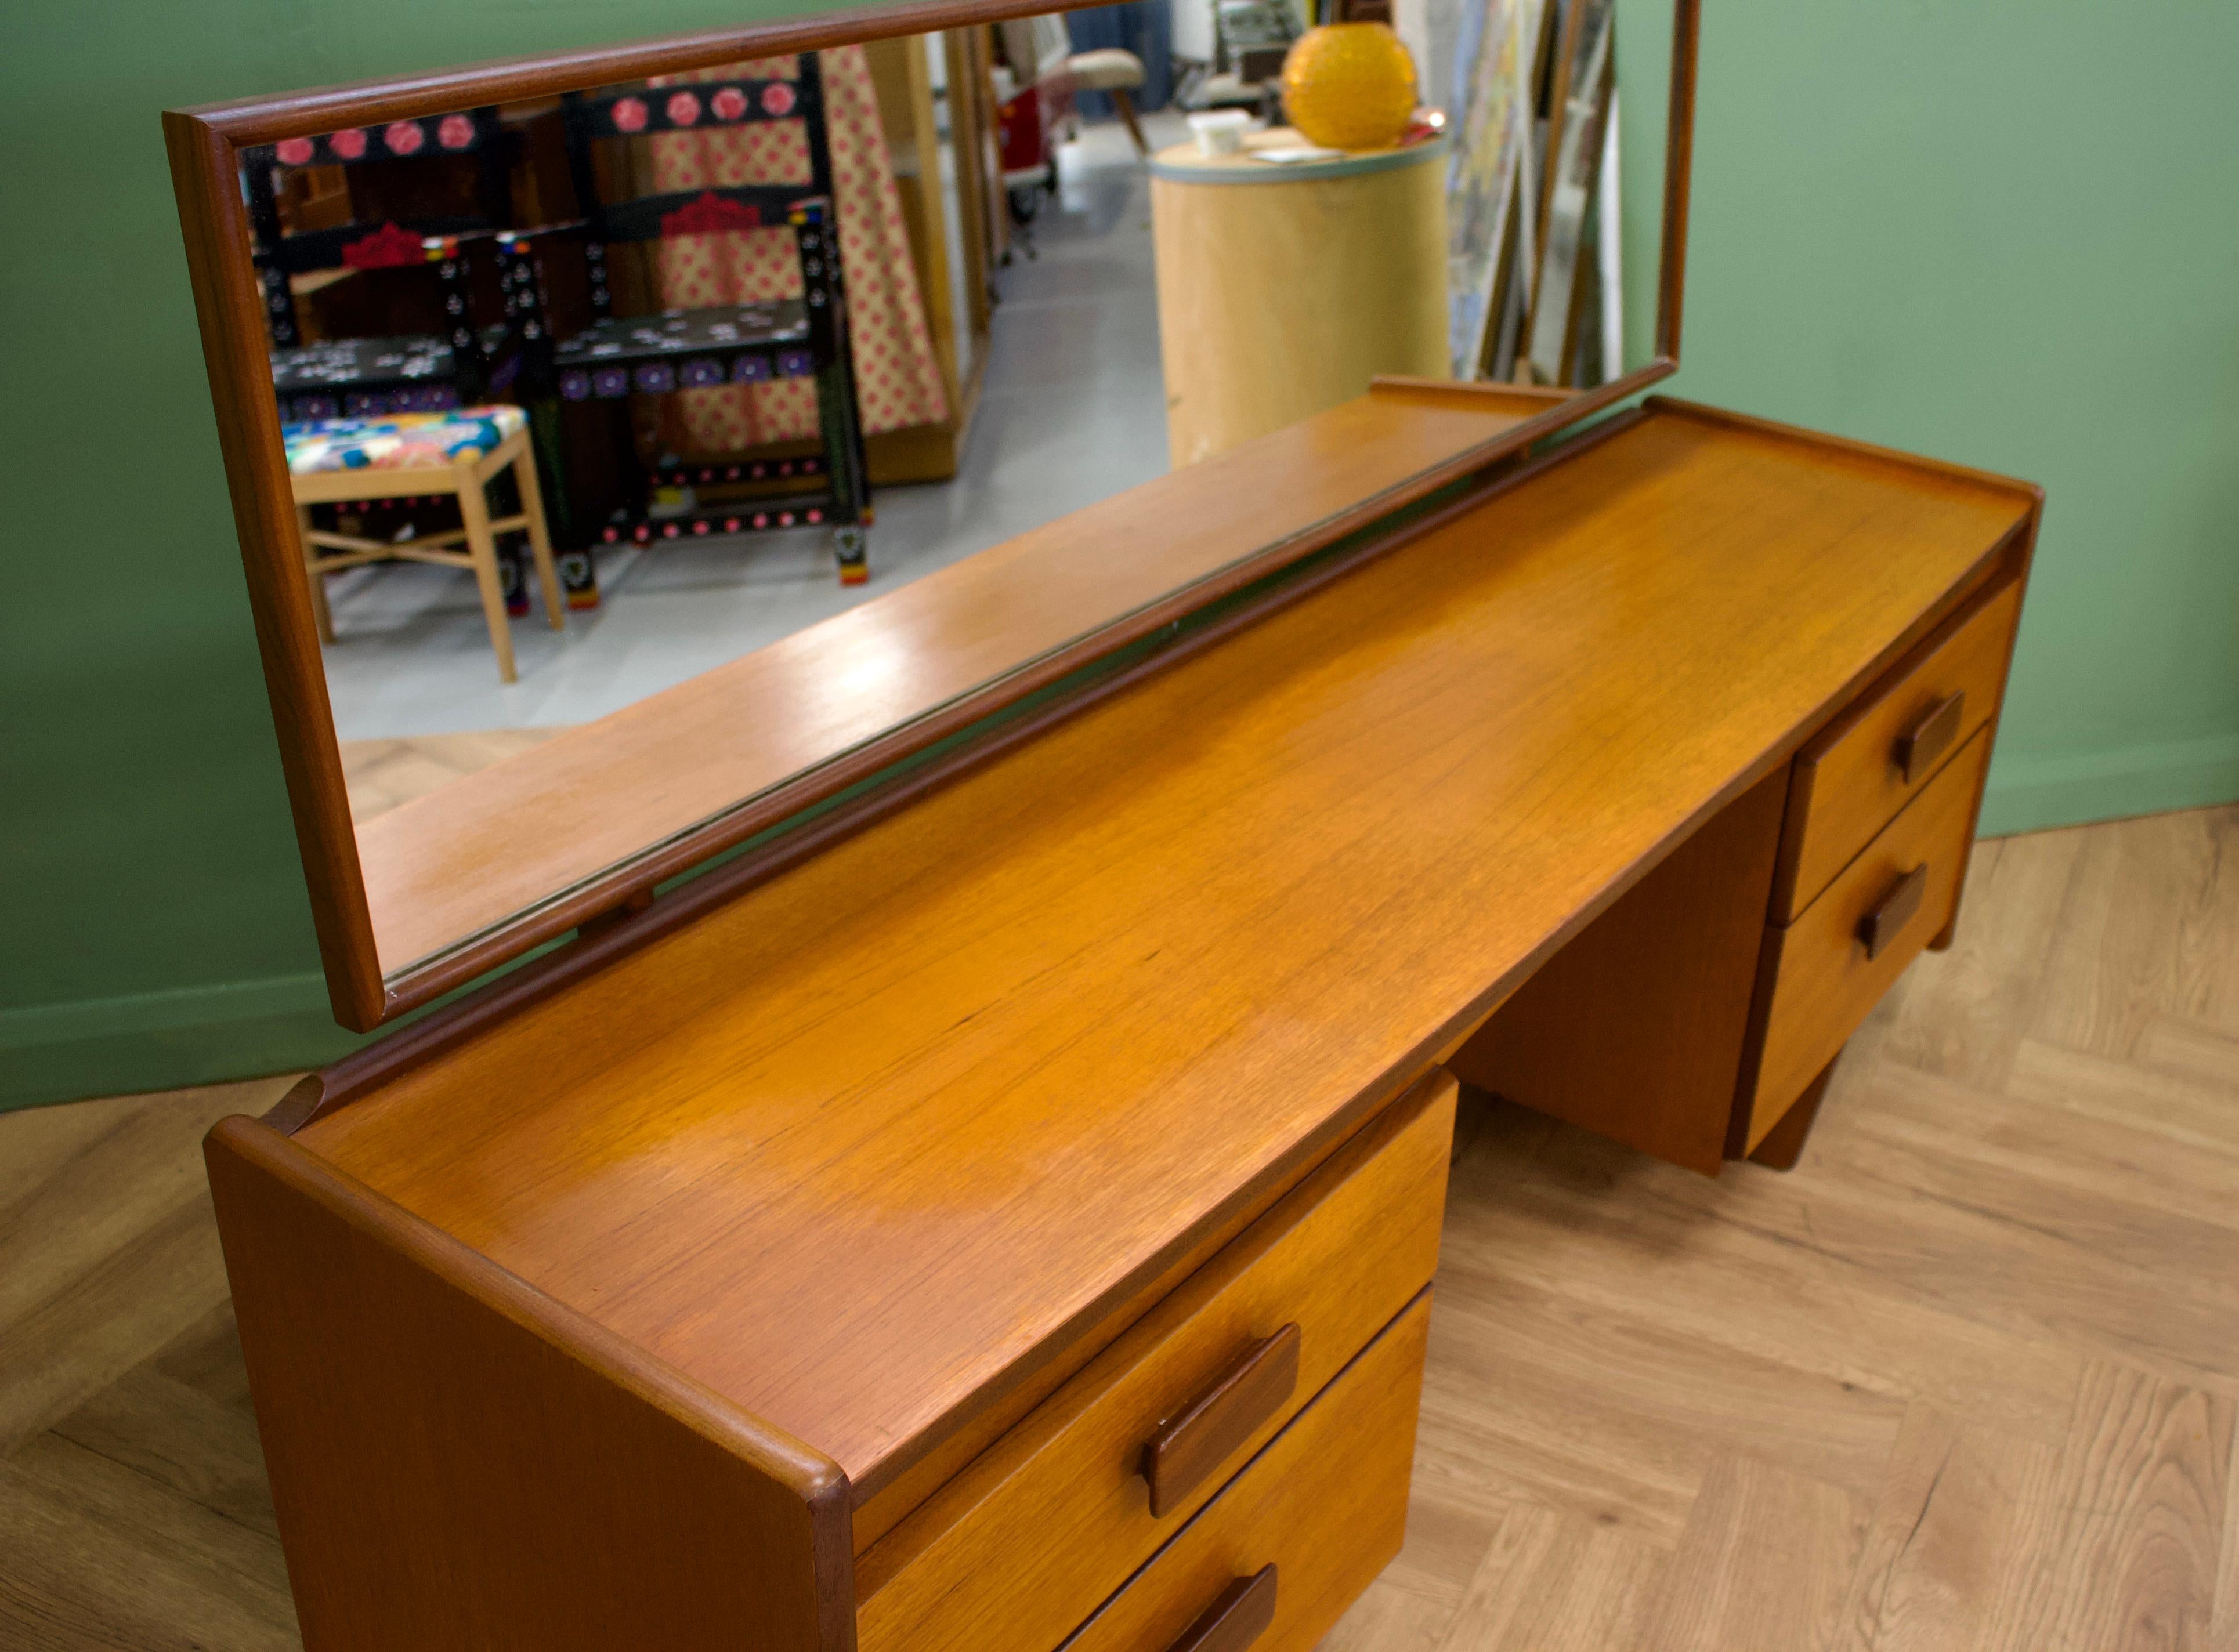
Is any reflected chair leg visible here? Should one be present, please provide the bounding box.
[1111,88,1150,158]
[513,445,565,629]
[455,469,518,684]
[296,503,336,643]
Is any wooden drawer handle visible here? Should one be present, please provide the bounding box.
[1165,1565,1279,1652]
[1894,690,1966,784]
[1142,1324,1300,1517]
[1857,864,1929,961]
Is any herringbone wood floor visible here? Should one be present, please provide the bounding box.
[4,805,2236,1650]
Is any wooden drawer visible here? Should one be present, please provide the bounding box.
[855,1074,1455,1652]
[1772,576,2020,921]
[1057,1290,1431,1652]
[1742,727,1991,1147]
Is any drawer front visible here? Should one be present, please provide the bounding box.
[1057,1291,1431,1652]
[1773,577,2020,921]
[1744,727,1991,1146]
[855,1074,1455,1652]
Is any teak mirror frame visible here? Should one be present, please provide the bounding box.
[165,0,1702,1032]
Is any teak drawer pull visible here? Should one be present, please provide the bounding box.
[1142,1324,1301,1517]
[1164,1566,1279,1652]
[1857,864,1929,961]
[1894,690,1966,785]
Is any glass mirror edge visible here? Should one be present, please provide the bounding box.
[368,386,1608,994]
[182,0,1697,1028]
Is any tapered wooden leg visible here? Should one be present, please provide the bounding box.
[454,469,518,684]
[297,505,336,644]
[1111,88,1150,157]
[1746,1054,1839,1171]
[512,447,565,630]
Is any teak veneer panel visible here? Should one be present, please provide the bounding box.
[203,1117,852,1652]
[353,386,1556,977]
[1448,764,1792,1176]
[853,1076,1452,1652]
[294,405,2035,1520]
[1742,726,1994,1145]
[1772,575,2023,921]
[1057,1291,1431,1652]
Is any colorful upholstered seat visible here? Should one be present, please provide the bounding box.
[282,405,529,474]
[287,401,558,684]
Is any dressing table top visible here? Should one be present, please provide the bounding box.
[293,401,2036,1510]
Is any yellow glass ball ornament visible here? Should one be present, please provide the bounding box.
[1280,21,1419,152]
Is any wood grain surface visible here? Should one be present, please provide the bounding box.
[1146,1324,1302,1519]
[10,803,2239,1652]
[350,387,1554,984]
[1057,1292,1432,1652]
[853,1078,1451,1652]
[292,407,2033,1517]
[1151,137,1448,465]
[1167,1567,1279,1652]
[338,729,565,824]
[1449,765,1791,1175]
[1774,577,2023,921]
[1744,729,1993,1144]
[164,0,1709,1030]
[203,1118,855,1652]
[162,110,382,1029]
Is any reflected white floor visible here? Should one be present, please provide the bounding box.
[324,111,1183,740]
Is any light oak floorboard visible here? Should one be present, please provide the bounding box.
[1833,1402,2062,1652]
[0,1079,289,1451]
[2214,1423,2239,1648]
[1983,1362,2232,1652]
[1634,1451,1869,1652]
[338,727,565,823]
[1882,830,2084,1089]
[1432,1499,1666,1651]
[3,803,2236,1649]
[2029,807,2239,1061]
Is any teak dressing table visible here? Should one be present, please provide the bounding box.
[168,6,2042,1648]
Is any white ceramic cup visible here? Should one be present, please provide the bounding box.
[1187,110,1255,157]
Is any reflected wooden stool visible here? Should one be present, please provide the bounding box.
[284,405,563,684]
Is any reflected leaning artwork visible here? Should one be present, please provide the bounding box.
[1444,0,1546,379]
[1522,0,1618,385]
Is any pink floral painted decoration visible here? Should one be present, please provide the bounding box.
[330,128,368,159]
[437,114,476,150]
[340,222,431,270]
[711,86,749,121]
[384,120,424,155]
[759,81,797,117]
[610,96,649,133]
[667,90,703,126]
[645,49,949,452]
[275,137,316,166]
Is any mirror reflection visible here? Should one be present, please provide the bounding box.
[234,1,1662,980]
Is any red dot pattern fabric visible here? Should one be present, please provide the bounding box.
[646,49,950,453]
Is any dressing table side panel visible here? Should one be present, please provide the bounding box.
[1445,763,1791,1176]
[204,1118,855,1652]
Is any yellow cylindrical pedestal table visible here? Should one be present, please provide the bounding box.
[1150,130,1449,467]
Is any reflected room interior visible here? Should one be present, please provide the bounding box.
[204,0,1670,1012]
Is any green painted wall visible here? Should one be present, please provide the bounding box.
[0,0,881,1111]
[4,0,2234,1110]
[1664,0,2239,836]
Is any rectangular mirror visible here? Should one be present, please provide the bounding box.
[165,0,1697,1031]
